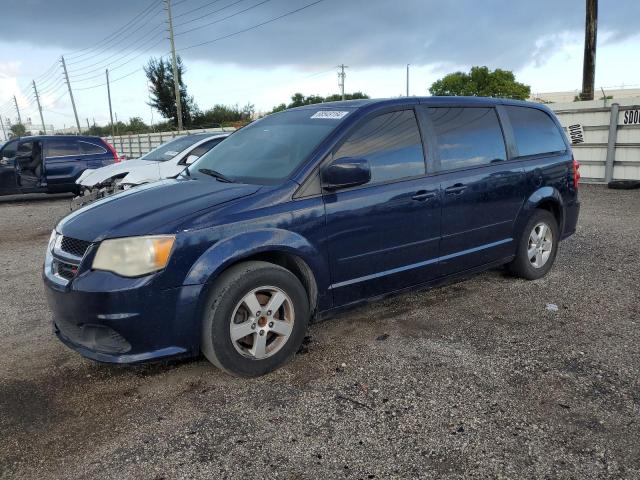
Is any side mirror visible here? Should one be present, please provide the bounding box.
[184,154,199,165]
[321,157,371,190]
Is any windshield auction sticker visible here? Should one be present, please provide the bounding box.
[311,111,349,119]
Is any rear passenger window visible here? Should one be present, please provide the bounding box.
[189,139,222,158]
[47,140,80,157]
[505,106,566,157]
[79,141,106,155]
[334,110,425,184]
[428,107,506,171]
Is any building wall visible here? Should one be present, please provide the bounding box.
[550,98,640,182]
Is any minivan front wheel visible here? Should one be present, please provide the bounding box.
[508,210,559,280]
[201,261,309,377]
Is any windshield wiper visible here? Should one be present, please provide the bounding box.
[198,168,235,183]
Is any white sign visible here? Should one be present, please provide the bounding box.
[567,124,585,145]
[622,109,640,125]
[311,111,349,120]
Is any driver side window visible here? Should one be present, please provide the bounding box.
[1,141,18,161]
[333,109,426,184]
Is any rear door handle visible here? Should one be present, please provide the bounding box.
[412,190,437,201]
[445,183,466,195]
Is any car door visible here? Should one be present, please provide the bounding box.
[423,106,526,276]
[322,108,441,306]
[0,140,19,194]
[43,138,85,188]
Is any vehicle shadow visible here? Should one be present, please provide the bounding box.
[0,193,74,204]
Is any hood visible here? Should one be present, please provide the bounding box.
[58,178,261,241]
[121,159,185,186]
[77,159,153,187]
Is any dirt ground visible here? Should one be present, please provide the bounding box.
[0,185,638,479]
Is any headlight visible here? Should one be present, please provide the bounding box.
[92,235,175,277]
[47,230,58,254]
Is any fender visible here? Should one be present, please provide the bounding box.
[183,227,330,295]
[514,186,565,239]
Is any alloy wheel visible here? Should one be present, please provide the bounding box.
[528,222,553,268]
[229,286,295,360]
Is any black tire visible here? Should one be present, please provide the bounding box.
[507,209,559,280]
[607,180,640,190]
[201,261,310,377]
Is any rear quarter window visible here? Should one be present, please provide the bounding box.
[79,141,107,155]
[505,106,566,157]
[46,139,81,157]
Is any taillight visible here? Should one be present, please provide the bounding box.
[572,156,581,189]
[103,140,121,163]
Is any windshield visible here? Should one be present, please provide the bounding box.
[190,108,352,185]
[139,135,208,162]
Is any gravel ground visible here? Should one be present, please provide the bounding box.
[0,185,638,480]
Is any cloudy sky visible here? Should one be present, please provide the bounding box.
[0,0,638,130]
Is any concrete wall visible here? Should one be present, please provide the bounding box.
[550,98,640,182]
[102,127,233,159]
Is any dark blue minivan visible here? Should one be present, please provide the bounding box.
[44,97,580,376]
[0,135,118,196]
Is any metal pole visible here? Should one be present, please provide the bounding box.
[338,64,348,101]
[61,55,82,133]
[604,102,619,183]
[32,80,47,134]
[106,69,115,139]
[13,95,22,125]
[580,0,597,100]
[406,64,410,96]
[165,0,183,131]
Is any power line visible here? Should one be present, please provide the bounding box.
[67,15,165,68]
[175,0,272,36]
[68,25,166,73]
[65,0,163,60]
[173,0,225,19]
[176,0,327,48]
[69,35,166,81]
[173,0,249,28]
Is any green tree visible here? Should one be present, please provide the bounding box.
[144,56,196,127]
[270,91,370,113]
[192,103,254,127]
[9,123,26,138]
[429,66,530,100]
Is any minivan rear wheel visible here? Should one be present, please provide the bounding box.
[201,261,309,377]
[507,209,559,280]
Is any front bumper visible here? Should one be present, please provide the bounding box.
[44,266,205,363]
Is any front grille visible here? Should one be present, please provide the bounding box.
[60,236,92,258]
[55,260,78,280]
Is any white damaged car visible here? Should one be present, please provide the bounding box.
[73,132,230,207]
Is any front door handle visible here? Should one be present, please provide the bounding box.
[445,183,466,195]
[412,190,436,201]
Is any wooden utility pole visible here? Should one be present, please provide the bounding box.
[580,0,598,101]
[13,95,22,125]
[106,69,115,139]
[165,0,183,131]
[61,55,82,133]
[32,81,47,134]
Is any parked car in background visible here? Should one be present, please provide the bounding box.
[74,132,231,207]
[44,97,580,377]
[0,135,119,196]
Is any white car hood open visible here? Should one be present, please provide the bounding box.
[77,159,154,187]
[121,159,186,186]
